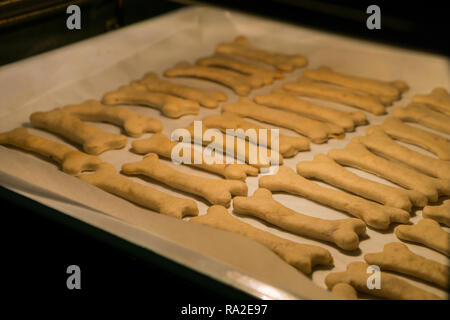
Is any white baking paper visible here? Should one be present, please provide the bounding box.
[0,6,448,299]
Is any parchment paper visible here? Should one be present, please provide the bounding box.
[0,6,448,299]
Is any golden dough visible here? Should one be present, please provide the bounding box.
[412,88,450,116]
[423,200,450,226]
[78,162,198,219]
[259,166,410,230]
[164,61,256,96]
[296,154,427,211]
[190,205,332,274]
[138,72,226,108]
[131,133,258,181]
[201,112,310,157]
[395,218,449,256]
[121,154,248,207]
[102,82,199,118]
[223,98,344,143]
[364,242,448,289]
[232,188,366,250]
[0,127,101,175]
[393,103,450,134]
[30,108,126,155]
[215,36,307,71]
[63,99,162,137]
[325,261,441,300]
[362,126,450,180]
[380,118,450,161]
[328,139,450,202]
[284,77,386,115]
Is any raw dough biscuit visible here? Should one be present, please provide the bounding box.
[302,66,408,101]
[258,166,410,230]
[102,82,199,118]
[380,117,450,161]
[78,162,198,219]
[364,242,448,289]
[138,72,226,108]
[395,218,450,256]
[331,283,358,300]
[232,188,366,250]
[202,112,310,157]
[184,122,282,168]
[362,126,450,180]
[296,154,427,210]
[328,139,450,202]
[325,261,441,300]
[223,98,344,143]
[121,153,248,207]
[423,200,450,226]
[215,36,308,71]
[254,91,362,131]
[63,99,162,137]
[132,133,258,181]
[412,88,450,116]
[393,103,450,134]
[30,108,127,155]
[271,88,368,125]
[284,78,386,115]
[0,127,101,175]
[190,205,333,274]
[164,61,255,95]
[196,55,283,85]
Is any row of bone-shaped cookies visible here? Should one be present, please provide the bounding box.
[0,127,337,275]
[2,37,446,298]
[163,36,307,96]
[290,113,449,299]
[2,125,446,297]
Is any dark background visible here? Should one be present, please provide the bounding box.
[1,0,449,303]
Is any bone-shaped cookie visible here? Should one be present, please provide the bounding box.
[62,99,162,137]
[255,91,368,132]
[164,62,255,96]
[131,133,258,181]
[184,122,281,168]
[296,154,427,211]
[196,55,284,85]
[78,162,198,219]
[138,72,227,108]
[302,66,408,101]
[215,36,308,71]
[202,112,310,157]
[283,78,386,115]
[121,154,248,207]
[328,139,450,202]
[30,108,127,155]
[232,188,366,250]
[325,261,441,300]
[0,127,102,175]
[331,283,358,300]
[380,117,450,160]
[271,88,368,125]
[423,200,450,227]
[258,166,410,230]
[393,103,450,134]
[364,242,449,289]
[395,218,449,256]
[223,98,344,143]
[412,87,450,116]
[102,82,199,118]
[190,205,333,274]
[362,126,450,180]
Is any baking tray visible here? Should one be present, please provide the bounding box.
[0,6,448,299]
